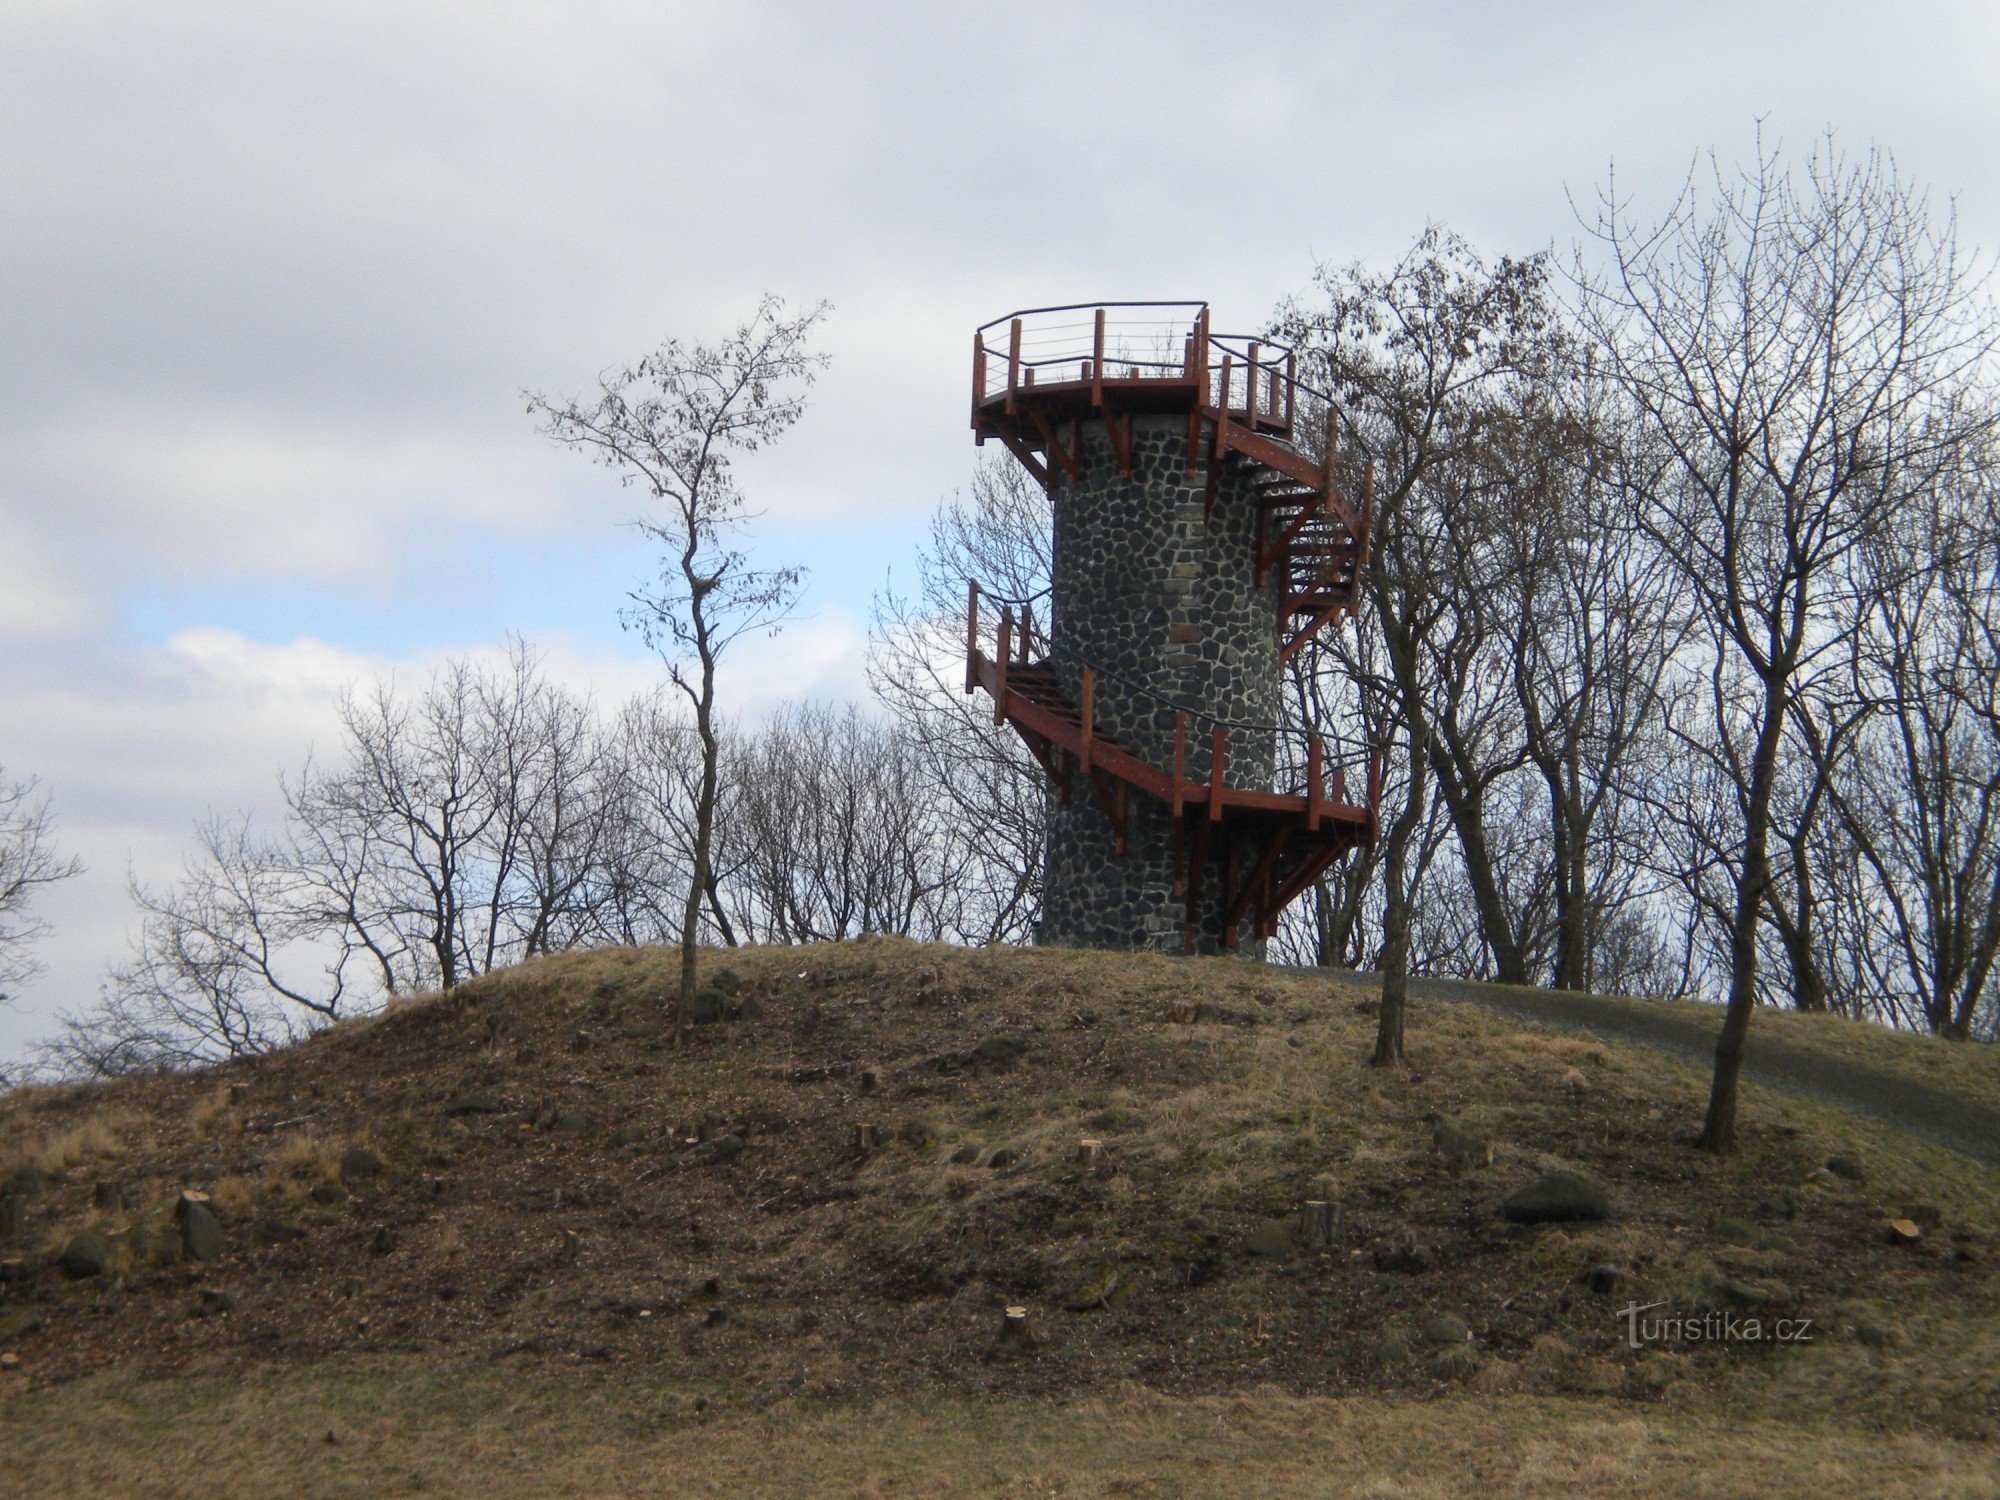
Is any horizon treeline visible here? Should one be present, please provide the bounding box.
[25,137,2000,1078]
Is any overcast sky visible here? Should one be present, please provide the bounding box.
[4,1,1997,1061]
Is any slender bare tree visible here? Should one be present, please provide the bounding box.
[1577,137,2000,1148]
[0,766,82,1003]
[530,295,829,1042]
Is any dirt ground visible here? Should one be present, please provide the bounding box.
[1,939,1996,1454]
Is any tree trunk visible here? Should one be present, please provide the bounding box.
[1699,683,1785,1152]
[1372,753,1427,1068]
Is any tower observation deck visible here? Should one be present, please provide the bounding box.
[965,301,1378,956]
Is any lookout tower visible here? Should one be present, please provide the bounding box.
[965,302,1379,956]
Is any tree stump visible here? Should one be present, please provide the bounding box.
[227,1082,250,1105]
[1300,1199,1339,1249]
[853,1124,880,1156]
[1166,998,1198,1024]
[1075,1139,1111,1177]
[998,1305,1037,1350]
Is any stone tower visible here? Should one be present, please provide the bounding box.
[966,302,1375,956]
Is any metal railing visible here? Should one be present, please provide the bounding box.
[965,580,1380,818]
[970,301,1332,439]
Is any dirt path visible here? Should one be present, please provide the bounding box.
[1312,967,2000,1170]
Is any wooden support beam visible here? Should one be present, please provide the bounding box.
[972,332,986,414]
[1208,724,1226,823]
[1219,838,1237,949]
[1088,767,1127,853]
[1281,598,1350,663]
[1246,342,1261,426]
[1183,816,1210,953]
[1170,713,1186,819]
[1079,668,1095,774]
[1005,318,1021,415]
[1092,307,1105,408]
[994,608,1011,725]
[1104,407,1132,477]
[1283,350,1296,432]
[1307,735,1323,831]
[994,429,1049,487]
[1226,826,1290,933]
[1019,602,1034,661]
[1026,407,1078,481]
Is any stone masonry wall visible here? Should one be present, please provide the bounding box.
[1037,414,1281,955]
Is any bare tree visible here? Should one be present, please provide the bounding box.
[1577,137,2000,1148]
[1283,229,1572,998]
[0,766,82,1002]
[530,295,829,1042]
[868,457,1051,945]
[1812,459,2000,1036]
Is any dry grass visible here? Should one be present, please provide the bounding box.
[3,935,1997,1482]
[1,1112,132,1179]
[0,1362,1994,1498]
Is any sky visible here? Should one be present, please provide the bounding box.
[4,0,1998,1060]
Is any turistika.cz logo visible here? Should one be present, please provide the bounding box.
[1618,1301,1814,1350]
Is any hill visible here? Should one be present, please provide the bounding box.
[1,939,1997,1496]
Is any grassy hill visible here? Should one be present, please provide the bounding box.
[1,939,1996,1496]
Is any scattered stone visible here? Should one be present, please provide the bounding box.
[709,967,745,997]
[984,1146,1021,1171]
[0,1352,16,1369]
[178,1198,226,1262]
[252,1220,309,1246]
[898,1120,932,1148]
[1904,1204,1944,1234]
[1501,1172,1612,1225]
[609,1125,647,1148]
[193,1288,235,1318]
[371,1225,399,1255]
[1703,1273,1795,1309]
[1418,1312,1471,1345]
[0,1258,29,1284]
[92,1181,129,1211]
[969,1035,1028,1067]
[1432,1122,1492,1171]
[554,1113,592,1135]
[1584,1263,1626,1294]
[701,1306,729,1328]
[443,1092,505,1117]
[727,994,764,1022]
[691,988,726,1025]
[1884,1218,1924,1246]
[1064,1267,1124,1312]
[1372,1239,1433,1274]
[1244,1220,1298,1258]
[7,1165,53,1198]
[1352,998,1381,1018]
[948,1144,981,1165]
[310,1181,350,1207]
[58,1231,109,1279]
[1825,1153,1865,1183]
[0,1309,44,1343]
[340,1147,385,1181]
